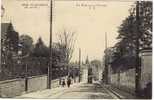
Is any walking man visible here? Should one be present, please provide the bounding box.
[67,77,71,88]
[62,79,66,87]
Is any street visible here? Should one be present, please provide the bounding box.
[51,82,118,99]
[16,82,120,99]
[1,1,152,99]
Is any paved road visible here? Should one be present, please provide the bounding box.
[50,82,119,99]
[16,82,120,99]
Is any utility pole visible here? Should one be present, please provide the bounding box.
[135,1,141,97]
[47,0,53,89]
[105,32,107,50]
[104,32,108,84]
[79,48,81,82]
[25,62,28,91]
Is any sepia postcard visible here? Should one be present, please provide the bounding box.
[0,0,152,99]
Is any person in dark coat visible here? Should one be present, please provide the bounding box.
[59,78,62,86]
[62,79,66,87]
[67,77,71,88]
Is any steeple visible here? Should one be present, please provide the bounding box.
[85,55,89,64]
[7,22,14,32]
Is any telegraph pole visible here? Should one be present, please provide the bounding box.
[47,0,53,89]
[79,48,81,82]
[135,1,141,96]
[25,62,28,91]
[104,32,108,84]
[105,32,107,50]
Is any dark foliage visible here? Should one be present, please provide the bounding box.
[111,1,152,71]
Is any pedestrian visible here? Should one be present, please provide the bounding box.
[59,77,62,86]
[62,79,66,87]
[67,77,71,88]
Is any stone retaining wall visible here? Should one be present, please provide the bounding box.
[0,75,68,97]
[0,78,25,97]
[111,68,135,94]
[110,50,152,97]
[27,75,47,92]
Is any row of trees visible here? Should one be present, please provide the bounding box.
[1,22,77,80]
[115,1,152,56]
[105,1,152,72]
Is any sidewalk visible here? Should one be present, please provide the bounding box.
[101,83,137,99]
[15,82,83,99]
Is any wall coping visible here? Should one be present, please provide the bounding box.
[28,74,47,79]
[0,75,47,84]
[0,78,24,84]
[140,49,152,53]
[0,75,68,84]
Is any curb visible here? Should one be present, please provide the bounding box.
[107,86,124,99]
[101,84,121,99]
[100,83,137,99]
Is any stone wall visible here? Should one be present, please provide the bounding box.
[0,78,25,97]
[110,50,152,96]
[111,68,135,94]
[140,50,152,90]
[0,75,67,97]
[27,75,47,92]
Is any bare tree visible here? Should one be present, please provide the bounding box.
[57,29,76,64]
[58,30,76,63]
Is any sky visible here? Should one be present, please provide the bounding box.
[2,0,135,62]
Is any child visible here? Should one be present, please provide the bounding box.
[62,79,66,87]
[67,77,71,88]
